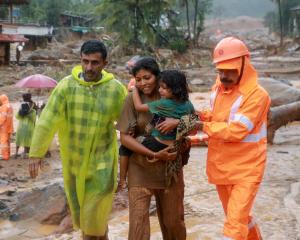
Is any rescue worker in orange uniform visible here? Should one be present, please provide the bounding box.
[0,94,13,160]
[196,37,271,240]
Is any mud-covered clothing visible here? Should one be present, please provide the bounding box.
[16,106,36,147]
[29,66,127,236]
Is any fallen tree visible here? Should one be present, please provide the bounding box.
[268,101,300,144]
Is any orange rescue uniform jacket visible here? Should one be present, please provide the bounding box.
[201,58,271,184]
[0,95,13,134]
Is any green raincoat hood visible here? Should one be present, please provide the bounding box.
[71,65,114,86]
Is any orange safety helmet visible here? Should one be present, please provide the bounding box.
[213,37,250,64]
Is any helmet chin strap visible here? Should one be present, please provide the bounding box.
[237,56,245,84]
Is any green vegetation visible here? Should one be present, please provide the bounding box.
[0,0,213,52]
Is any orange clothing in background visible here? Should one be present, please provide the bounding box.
[201,57,270,240]
[0,94,13,160]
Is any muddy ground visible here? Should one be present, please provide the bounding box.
[0,17,300,240]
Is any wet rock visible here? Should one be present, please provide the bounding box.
[9,213,20,221]
[55,214,73,234]
[0,200,10,218]
[12,182,67,224]
[0,179,8,185]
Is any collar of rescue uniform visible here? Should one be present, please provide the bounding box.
[71,65,114,86]
[214,57,258,95]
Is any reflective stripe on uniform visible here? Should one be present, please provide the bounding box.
[242,123,267,143]
[231,113,254,132]
[229,95,243,121]
[210,89,218,110]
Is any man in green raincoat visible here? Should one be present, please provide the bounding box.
[29,40,127,239]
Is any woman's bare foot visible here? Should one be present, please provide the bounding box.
[117,180,127,191]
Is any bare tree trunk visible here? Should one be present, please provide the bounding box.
[185,0,191,39]
[278,0,283,47]
[192,0,199,46]
[268,101,300,144]
[133,0,139,51]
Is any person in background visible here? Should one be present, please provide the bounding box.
[16,42,24,65]
[126,55,140,92]
[0,94,13,160]
[28,40,127,240]
[15,93,37,159]
[196,37,271,240]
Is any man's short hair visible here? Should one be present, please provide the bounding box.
[80,40,107,60]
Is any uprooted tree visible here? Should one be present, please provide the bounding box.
[268,101,300,143]
[259,78,300,143]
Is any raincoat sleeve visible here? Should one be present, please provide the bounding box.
[29,81,66,158]
[203,90,271,142]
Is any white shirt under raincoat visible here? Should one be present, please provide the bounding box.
[29,66,127,235]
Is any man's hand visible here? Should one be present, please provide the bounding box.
[29,157,43,179]
[156,118,179,134]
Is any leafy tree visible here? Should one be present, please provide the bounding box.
[19,0,82,26]
[0,6,8,20]
[95,0,178,50]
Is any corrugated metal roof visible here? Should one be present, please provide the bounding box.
[0,34,28,42]
[291,5,300,11]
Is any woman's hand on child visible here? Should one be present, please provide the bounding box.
[156,118,179,134]
[156,146,177,161]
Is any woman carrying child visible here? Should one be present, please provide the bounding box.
[117,57,197,240]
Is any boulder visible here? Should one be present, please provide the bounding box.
[12,182,67,224]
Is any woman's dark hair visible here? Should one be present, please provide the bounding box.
[22,93,32,102]
[132,57,161,77]
[80,40,107,60]
[159,70,189,102]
